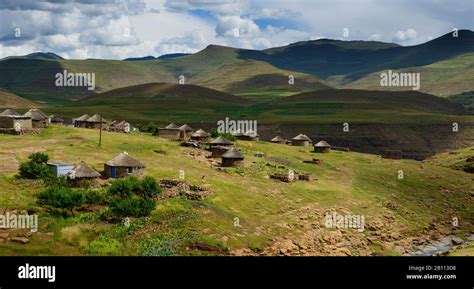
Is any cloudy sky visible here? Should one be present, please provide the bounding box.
[0,0,473,59]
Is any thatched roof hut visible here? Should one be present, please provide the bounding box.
[70,161,101,179]
[291,133,312,146]
[270,136,286,144]
[106,152,145,168]
[76,114,91,122]
[24,108,48,128]
[104,152,146,178]
[49,114,64,125]
[221,147,245,167]
[314,140,331,153]
[24,108,47,121]
[87,114,108,123]
[165,123,179,129]
[179,124,193,132]
[1,109,20,116]
[191,129,209,141]
[209,136,233,146]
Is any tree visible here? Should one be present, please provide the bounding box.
[19,152,53,180]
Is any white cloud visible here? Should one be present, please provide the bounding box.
[393,28,417,42]
[247,7,301,19]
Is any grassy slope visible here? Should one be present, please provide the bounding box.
[0,89,37,108]
[334,53,474,97]
[0,126,472,256]
[424,147,474,173]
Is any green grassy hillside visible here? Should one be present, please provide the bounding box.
[0,126,472,256]
[424,147,474,173]
[335,53,474,97]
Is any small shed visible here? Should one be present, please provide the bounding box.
[74,114,91,127]
[104,152,146,178]
[314,140,331,153]
[48,162,75,177]
[24,108,48,128]
[191,129,210,141]
[49,115,64,125]
[208,136,234,158]
[291,133,313,147]
[270,136,286,144]
[67,161,101,187]
[383,150,402,160]
[86,114,108,129]
[179,124,194,139]
[221,147,245,167]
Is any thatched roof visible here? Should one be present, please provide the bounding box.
[24,108,47,121]
[270,136,285,142]
[192,129,209,138]
[222,147,244,159]
[49,114,64,122]
[106,152,145,168]
[179,124,193,132]
[70,161,101,178]
[165,123,179,129]
[292,133,312,141]
[1,109,20,116]
[87,114,107,123]
[75,114,91,121]
[210,136,233,145]
[315,140,331,148]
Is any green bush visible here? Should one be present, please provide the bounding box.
[209,128,236,141]
[106,176,161,218]
[19,152,53,180]
[85,235,124,256]
[109,197,155,218]
[84,189,107,205]
[37,186,84,217]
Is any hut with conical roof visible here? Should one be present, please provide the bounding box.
[191,129,210,142]
[86,114,108,129]
[67,161,101,187]
[23,108,48,128]
[157,123,186,140]
[291,133,312,147]
[179,124,194,139]
[221,147,245,167]
[314,140,331,153]
[104,152,145,178]
[49,114,64,126]
[1,109,20,116]
[74,114,90,127]
[208,136,234,158]
[270,136,286,144]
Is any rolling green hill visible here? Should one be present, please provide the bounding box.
[238,30,474,79]
[333,53,474,97]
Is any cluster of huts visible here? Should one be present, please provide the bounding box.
[156,123,245,167]
[47,152,145,187]
[269,133,337,153]
[73,114,131,133]
[0,108,62,133]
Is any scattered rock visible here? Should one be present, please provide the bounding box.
[451,237,464,245]
[11,237,29,244]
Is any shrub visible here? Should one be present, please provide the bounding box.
[85,235,124,256]
[109,197,155,218]
[37,186,84,217]
[19,152,53,180]
[209,128,236,141]
[84,189,107,205]
[106,176,161,217]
